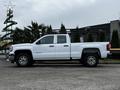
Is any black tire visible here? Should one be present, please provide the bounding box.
[80,59,84,64]
[83,54,99,67]
[16,53,33,67]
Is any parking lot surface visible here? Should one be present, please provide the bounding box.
[0,56,120,90]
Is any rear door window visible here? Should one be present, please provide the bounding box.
[57,36,66,44]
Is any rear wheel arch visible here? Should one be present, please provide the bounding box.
[80,48,101,66]
[82,48,101,58]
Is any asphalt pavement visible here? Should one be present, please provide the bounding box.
[0,55,120,90]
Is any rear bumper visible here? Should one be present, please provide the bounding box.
[107,53,112,58]
[106,50,112,58]
[101,51,111,59]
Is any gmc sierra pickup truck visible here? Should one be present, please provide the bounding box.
[8,34,110,67]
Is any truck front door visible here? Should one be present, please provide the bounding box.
[33,35,55,60]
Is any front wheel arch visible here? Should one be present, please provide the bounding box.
[15,50,33,61]
[15,50,34,67]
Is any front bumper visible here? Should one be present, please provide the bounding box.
[8,54,15,63]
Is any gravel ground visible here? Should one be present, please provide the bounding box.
[0,56,120,90]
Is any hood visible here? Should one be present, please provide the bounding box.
[12,43,32,47]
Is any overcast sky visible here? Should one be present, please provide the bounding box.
[0,0,120,33]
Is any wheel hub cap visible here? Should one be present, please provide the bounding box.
[19,56,28,65]
[87,56,96,65]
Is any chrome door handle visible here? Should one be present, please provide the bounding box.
[64,45,69,47]
[49,45,54,47]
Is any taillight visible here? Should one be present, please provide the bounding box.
[107,43,111,51]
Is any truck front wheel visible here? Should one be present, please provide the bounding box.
[84,54,99,67]
[16,53,33,67]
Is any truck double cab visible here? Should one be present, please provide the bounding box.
[8,34,110,67]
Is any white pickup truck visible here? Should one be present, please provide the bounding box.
[8,34,110,67]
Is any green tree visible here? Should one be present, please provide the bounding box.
[87,33,94,42]
[111,30,120,48]
[24,27,33,43]
[13,22,47,44]
[13,28,25,44]
[27,21,40,42]
[72,26,80,42]
[2,8,17,41]
[13,27,34,44]
[59,24,67,34]
[41,25,46,36]
[99,31,105,42]
[1,8,17,50]
[46,25,53,34]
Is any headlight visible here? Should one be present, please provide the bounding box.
[9,46,13,52]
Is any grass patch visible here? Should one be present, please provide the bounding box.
[100,59,120,64]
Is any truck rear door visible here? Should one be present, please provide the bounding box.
[55,35,70,60]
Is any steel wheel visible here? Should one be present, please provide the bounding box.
[16,53,31,67]
[18,55,28,66]
[87,56,96,66]
[84,54,99,67]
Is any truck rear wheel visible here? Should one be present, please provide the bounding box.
[16,53,33,67]
[84,54,99,67]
